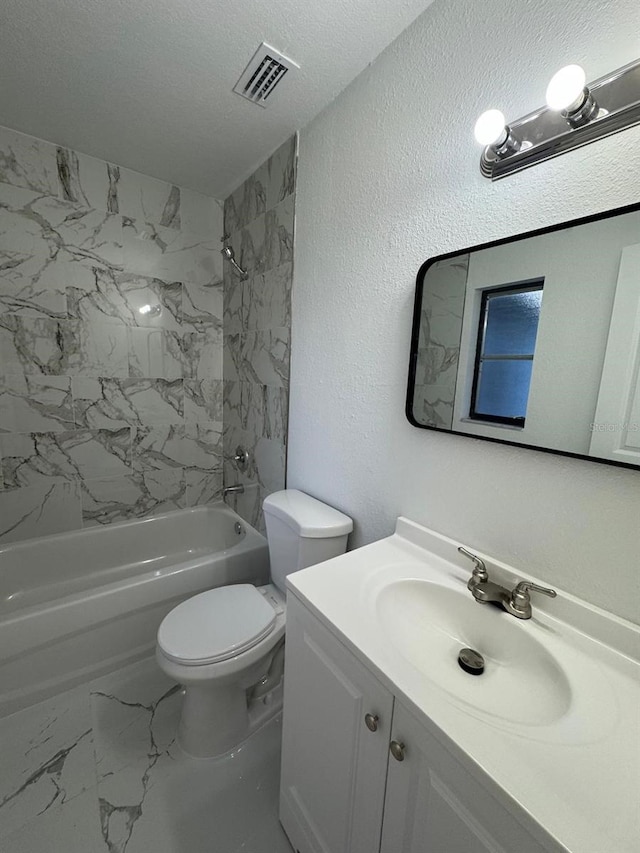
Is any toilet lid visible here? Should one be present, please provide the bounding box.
[157,584,277,665]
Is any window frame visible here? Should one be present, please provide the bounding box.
[468,280,544,427]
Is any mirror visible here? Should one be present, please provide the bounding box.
[406,203,640,470]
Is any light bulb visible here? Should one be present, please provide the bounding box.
[474,110,507,146]
[546,65,586,111]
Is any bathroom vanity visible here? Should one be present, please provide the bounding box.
[279,519,640,853]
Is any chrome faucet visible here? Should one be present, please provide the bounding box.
[458,546,557,620]
[223,484,245,497]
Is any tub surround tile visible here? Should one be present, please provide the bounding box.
[122,217,218,287]
[254,437,286,494]
[224,172,267,236]
[0,317,75,375]
[264,135,297,211]
[222,135,295,530]
[117,169,181,230]
[182,328,223,380]
[263,195,295,273]
[0,123,235,542]
[128,327,183,380]
[185,468,223,506]
[224,380,263,436]
[182,280,223,331]
[240,327,291,387]
[227,194,294,282]
[224,381,288,442]
[0,125,59,196]
[223,276,246,334]
[223,136,295,235]
[0,480,81,543]
[245,261,292,331]
[0,183,123,276]
[1,428,132,489]
[131,423,186,471]
[73,378,184,430]
[222,424,284,497]
[81,468,185,526]
[180,188,222,240]
[263,385,289,442]
[0,317,132,380]
[74,320,130,378]
[0,375,74,433]
[114,378,184,424]
[132,422,222,473]
[72,377,184,429]
[67,269,182,331]
[184,378,223,423]
[56,147,119,215]
[119,274,182,329]
[72,378,132,430]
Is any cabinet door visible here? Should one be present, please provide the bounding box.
[280,596,394,853]
[381,702,554,853]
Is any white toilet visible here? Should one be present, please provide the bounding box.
[156,489,353,758]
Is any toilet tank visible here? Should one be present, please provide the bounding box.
[263,490,353,594]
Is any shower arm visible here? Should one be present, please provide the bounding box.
[221,245,249,280]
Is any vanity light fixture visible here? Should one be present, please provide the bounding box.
[474,110,521,156]
[475,57,640,179]
[545,64,599,126]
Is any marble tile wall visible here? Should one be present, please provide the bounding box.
[223,136,296,531]
[0,125,224,544]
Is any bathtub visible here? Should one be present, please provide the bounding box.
[0,502,269,718]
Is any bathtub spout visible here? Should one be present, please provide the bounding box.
[223,484,245,497]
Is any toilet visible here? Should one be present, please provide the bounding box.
[156,489,353,758]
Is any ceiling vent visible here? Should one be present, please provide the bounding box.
[233,43,299,108]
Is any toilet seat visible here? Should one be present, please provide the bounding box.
[157,584,277,666]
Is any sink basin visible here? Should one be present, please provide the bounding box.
[376,578,572,726]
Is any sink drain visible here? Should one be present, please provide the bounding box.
[458,648,485,676]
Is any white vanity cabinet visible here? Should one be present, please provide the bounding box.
[279,594,394,853]
[280,594,556,853]
[381,702,552,853]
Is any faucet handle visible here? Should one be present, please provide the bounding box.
[458,546,489,587]
[509,580,557,619]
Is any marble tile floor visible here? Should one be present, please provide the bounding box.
[0,657,293,853]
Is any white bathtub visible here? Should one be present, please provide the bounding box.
[0,503,269,718]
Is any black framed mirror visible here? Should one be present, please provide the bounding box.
[406,202,640,470]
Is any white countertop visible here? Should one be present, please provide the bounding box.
[287,518,640,853]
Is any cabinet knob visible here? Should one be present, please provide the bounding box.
[390,740,406,761]
[364,713,379,732]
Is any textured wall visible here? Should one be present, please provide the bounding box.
[0,125,223,544]
[223,137,296,531]
[288,0,640,623]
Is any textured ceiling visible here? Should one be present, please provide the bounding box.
[0,0,436,198]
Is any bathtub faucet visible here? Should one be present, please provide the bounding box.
[223,484,245,497]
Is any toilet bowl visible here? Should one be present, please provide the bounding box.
[156,489,353,758]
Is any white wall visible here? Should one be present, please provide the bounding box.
[288,0,640,624]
